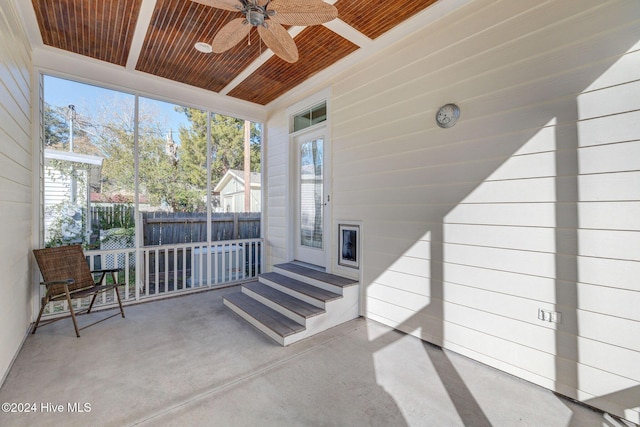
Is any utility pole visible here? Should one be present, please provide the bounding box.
[68,105,77,204]
[67,105,76,152]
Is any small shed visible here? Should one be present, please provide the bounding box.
[213,169,261,213]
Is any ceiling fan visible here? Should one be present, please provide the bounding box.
[192,0,338,63]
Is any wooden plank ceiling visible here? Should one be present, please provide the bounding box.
[31,0,438,106]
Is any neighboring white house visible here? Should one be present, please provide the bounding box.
[213,169,261,213]
[43,149,103,245]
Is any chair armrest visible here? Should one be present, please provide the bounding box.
[41,279,74,287]
[91,268,122,274]
[91,268,125,287]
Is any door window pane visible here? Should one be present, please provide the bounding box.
[300,138,323,249]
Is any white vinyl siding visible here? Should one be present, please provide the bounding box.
[264,0,640,423]
[264,112,290,266]
[218,179,261,213]
[0,0,33,383]
[42,167,72,240]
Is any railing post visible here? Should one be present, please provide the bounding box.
[136,210,145,301]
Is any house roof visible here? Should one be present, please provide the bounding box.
[214,169,261,193]
[14,0,465,108]
[44,149,103,185]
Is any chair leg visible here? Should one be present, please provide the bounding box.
[65,292,81,337]
[110,271,125,318]
[31,301,48,334]
[87,292,99,314]
[88,271,109,314]
[114,285,125,318]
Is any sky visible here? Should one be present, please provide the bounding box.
[43,75,190,138]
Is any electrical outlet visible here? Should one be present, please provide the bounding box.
[538,308,561,323]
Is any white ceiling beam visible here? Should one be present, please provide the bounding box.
[126,0,158,70]
[219,25,306,95]
[219,50,272,96]
[219,14,373,95]
[323,19,372,48]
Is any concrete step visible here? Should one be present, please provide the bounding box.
[273,262,358,294]
[243,281,325,325]
[223,292,305,346]
[259,272,341,309]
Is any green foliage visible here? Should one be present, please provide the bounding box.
[46,159,88,188]
[45,201,86,248]
[44,103,91,151]
[176,107,209,189]
[44,160,91,248]
[45,97,261,222]
[100,226,135,246]
[44,103,68,147]
[97,204,135,230]
[177,108,262,188]
[85,102,208,212]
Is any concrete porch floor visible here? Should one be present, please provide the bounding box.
[0,286,626,427]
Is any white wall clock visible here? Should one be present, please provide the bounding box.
[436,103,460,128]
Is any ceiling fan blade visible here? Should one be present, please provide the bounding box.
[190,0,242,12]
[211,18,251,53]
[258,22,299,63]
[268,0,338,26]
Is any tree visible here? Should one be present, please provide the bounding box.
[44,103,68,147]
[89,99,204,211]
[176,107,208,189]
[44,103,95,154]
[46,97,261,215]
[177,107,261,188]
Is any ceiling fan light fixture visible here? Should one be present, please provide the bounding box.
[194,41,213,53]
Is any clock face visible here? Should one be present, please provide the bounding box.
[436,103,460,128]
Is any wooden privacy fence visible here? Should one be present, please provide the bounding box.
[141,212,260,246]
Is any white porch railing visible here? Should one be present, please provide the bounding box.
[41,238,263,318]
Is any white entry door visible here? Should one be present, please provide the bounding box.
[294,127,330,267]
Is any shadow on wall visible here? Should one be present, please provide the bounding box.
[356,3,640,424]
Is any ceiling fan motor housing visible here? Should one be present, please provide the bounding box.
[247,10,265,26]
[241,0,276,27]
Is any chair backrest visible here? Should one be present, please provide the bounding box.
[33,245,95,297]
